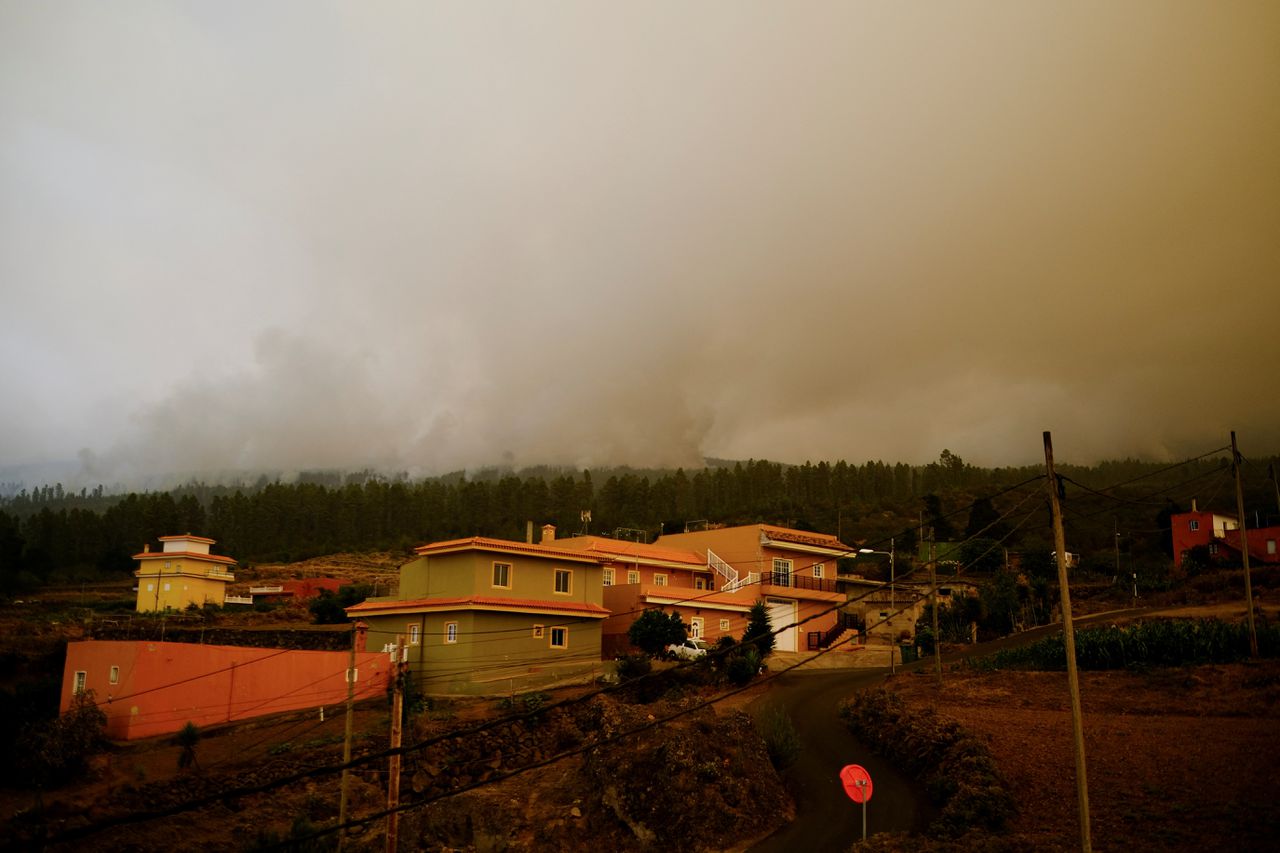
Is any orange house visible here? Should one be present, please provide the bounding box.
[61,639,391,740]
[552,529,750,656]
[653,524,851,652]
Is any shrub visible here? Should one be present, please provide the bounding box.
[840,689,1014,836]
[726,648,762,687]
[628,609,687,657]
[757,705,801,770]
[176,721,201,770]
[615,652,652,681]
[741,602,775,658]
[17,689,108,789]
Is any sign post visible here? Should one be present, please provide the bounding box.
[839,763,874,841]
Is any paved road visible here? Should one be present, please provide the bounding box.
[749,607,1153,851]
[748,667,935,852]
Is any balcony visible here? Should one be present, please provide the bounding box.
[759,570,839,594]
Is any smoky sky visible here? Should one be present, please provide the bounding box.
[2,2,1278,485]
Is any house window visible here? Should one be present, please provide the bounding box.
[445,622,458,644]
[549,627,567,649]
[719,618,730,632]
[73,671,87,694]
[1189,520,1200,532]
[164,561,171,570]
[654,574,667,587]
[109,666,120,685]
[146,583,154,592]
[163,582,171,592]
[408,625,420,645]
[695,577,706,590]
[812,563,824,579]
[602,568,614,586]
[492,562,512,589]
[690,617,703,639]
[554,569,572,594]
[532,624,544,639]
[773,559,792,587]
[1268,540,1277,556]
[627,570,640,584]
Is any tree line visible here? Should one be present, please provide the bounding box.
[1,451,1275,594]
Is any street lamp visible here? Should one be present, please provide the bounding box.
[856,540,896,672]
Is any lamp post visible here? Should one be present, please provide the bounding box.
[858,542,896,672]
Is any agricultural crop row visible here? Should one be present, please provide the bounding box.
[973,618,1278,671]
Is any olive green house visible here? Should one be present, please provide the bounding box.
[346,535,609,695]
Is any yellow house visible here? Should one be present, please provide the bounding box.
[134,534,236,612]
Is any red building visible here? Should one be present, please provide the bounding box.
[1171,507,1280,568]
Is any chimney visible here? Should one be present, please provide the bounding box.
[143,543,150,553]
[526,521,534,544]
[1192,499,1198,512]
[541,524,556,545]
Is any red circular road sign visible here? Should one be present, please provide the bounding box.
[840,764,873,803]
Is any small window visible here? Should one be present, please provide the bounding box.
[653,574,667,587]
[73,671,87,694]
[109,666,120,685]
[1189,520,1200,532]
[1268,540,1277,556]
[163,582,171,592]
[164,561,171,570]
[408,625,420,645]
[812,563,824,579]
[602,567,614,586]
[690,617,703,639]
[719,618,730,631]
[532,624,544,639]
[627,570,640,584]
[549,626,567,649]
[695,577,706,590]
[492,562,512,589]
[554,569,572,594]
[445,622,458,644]
[146,583,154,592]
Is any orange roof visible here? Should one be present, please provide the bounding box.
[345,595,609,618]
[158,534,216,545]
[759,524,849,549]
[133,550,236,565]
[558,536,704,566]
[413,536,602,564]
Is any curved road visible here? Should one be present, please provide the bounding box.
[749,607,1152,851]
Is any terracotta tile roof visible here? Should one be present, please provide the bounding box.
[558,536,704,566]
[133,550,237,565]
[158,534,216,545]
[413,536,603,564]
[758,524,849,549]
[345,595,609,618]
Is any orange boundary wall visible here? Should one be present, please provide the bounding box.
[60,640,392,740]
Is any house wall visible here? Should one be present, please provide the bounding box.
[400,552,603,609]
[61,640,390,740]
[134,563,230,612]
[360,609,602,695]
[601,585,748,656]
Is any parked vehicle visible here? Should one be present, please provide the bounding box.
[666,638,712,660]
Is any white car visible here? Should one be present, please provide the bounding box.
[666,638,712,660]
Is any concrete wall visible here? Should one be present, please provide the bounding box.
[61,640,390,740]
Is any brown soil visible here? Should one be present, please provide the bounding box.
[882,660,1280,852]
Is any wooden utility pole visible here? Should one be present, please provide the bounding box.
[337,623,357,852]
[930,541,941,685]
[1044,431,1092,853]
[1231,432,1259,658]
[1271,463,1280,520]
[386,637,406,853]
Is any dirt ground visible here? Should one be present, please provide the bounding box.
[884,659,1280,852]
